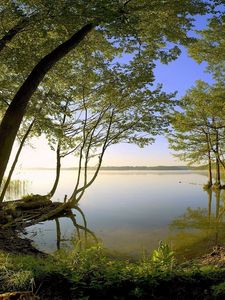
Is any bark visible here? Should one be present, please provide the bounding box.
[26,202,70,226]
[206,133,212,187]
[0,23,95,187]
[47,101,69,198]
[215,130,221,187]
[69,109,114,205]
[208,156,213,187]
[48,143,61,198]
[16,199,52,210]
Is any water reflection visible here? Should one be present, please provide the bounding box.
[169,189,225,260]
[2,170,220,258]
[0,178,28,201]
[27,206,98,252]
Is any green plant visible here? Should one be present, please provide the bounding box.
[5,270,32,290]
[212,282,225,298]
[151,241,175,270]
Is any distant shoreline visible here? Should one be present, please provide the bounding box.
[21,166,207,171]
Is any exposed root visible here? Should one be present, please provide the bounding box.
[0,196,69,229]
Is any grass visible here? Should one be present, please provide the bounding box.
[1,242,225,299]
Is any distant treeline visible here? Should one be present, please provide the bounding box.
[24,166,207,171]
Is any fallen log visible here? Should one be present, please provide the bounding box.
[16,199,52,210]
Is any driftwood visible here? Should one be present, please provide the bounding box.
[16,199,52,210]
[0,196,98,256]
[0,195,69,228]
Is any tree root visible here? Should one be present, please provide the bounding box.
[0,196,69,229]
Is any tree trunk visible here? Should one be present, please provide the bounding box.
[216,157,221,187]
[206,133,213,187]
[0,23,95,187]
[47,100,69,198]
[48,143,61,198]
[0,15,34,53]
[215,130,221,188]
[208,156,213,187]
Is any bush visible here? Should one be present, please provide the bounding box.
[1,243,225,299]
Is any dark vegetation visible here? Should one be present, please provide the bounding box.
[1,243,225,299]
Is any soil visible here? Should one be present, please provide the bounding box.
[0,196,69,254]
[197,245,225,267]
[0,227,43,255]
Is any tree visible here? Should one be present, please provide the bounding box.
[169,110,214,186]
[0,0,211,187]
[16,57,175,225]
[189,8,225,80]
[168,81,225,188]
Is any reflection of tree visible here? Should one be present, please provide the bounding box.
[53,206,97,250]
[55,218,61,250]
[169,190,225,259]
[0,179,28,201]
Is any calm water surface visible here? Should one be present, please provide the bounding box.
[7,170,225,259]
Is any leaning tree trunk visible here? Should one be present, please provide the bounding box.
[0,23,95,188]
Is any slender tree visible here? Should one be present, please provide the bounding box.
[168,81,225,188]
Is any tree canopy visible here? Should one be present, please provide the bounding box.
[168,80,225,187]
[0,0,213,188]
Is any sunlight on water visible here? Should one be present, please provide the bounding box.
[7,169,225,259]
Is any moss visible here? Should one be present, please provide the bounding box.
[22,194,49,202]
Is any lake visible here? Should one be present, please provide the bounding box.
[5,170,225,260]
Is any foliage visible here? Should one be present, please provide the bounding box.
[151,241,175,270]
[212,282,225,298]
[0,0,215,190]
[168,80,225,188]
[1,243,225,299]
[189,6,225,80]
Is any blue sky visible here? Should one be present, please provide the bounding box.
[101,15,214,167]
[103,47,213,167]
[17,15,215,168]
